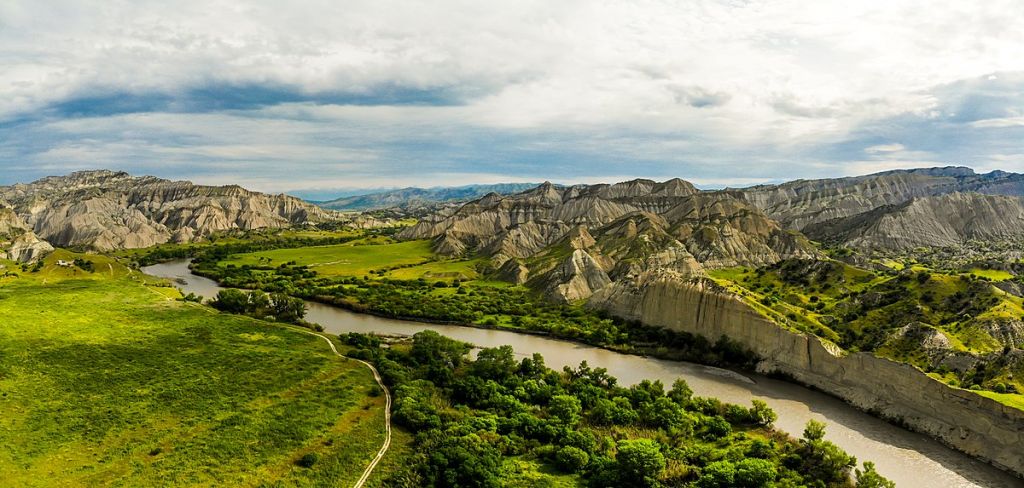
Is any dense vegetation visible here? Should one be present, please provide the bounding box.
[209,288,314,329]
[189,250,758,369]
[0,253,398,487]
[344,330,892,488]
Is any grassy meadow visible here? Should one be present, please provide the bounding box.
[0,253,396,487]
[218,238,486,282]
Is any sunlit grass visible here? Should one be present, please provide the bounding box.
[0,266,393,486]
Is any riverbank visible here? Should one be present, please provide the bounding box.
[188,262,760,369]
[144,259,1023,487]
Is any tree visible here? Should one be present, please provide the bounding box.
[270,293,305,322]
[799,420,856,484]
[548,395,582,427]
[421,432,502,488]
[554,445,590,473]
[734,458,777,487]
[802,419,827,441]
[749,399,777,427]
[249,290,271,315]
[695,460,734,488]
[700,415,732,440]
[615,439,665,487]
[410,330,471,386]
[645,396,689,431]
[667,378,693,405]
[471,346,517,384]
[211,289,250,314]
[855,462,895,488]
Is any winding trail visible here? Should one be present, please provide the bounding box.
[300,330,392,488]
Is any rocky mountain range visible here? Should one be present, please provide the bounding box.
[400,166,1024,302]
[730,166,1024,231]
[0,170,331,260]
[316,183,540,211]
[804,192,1024,251]
[399,178,819,301]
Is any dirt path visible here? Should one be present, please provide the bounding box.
[301,330,392,488]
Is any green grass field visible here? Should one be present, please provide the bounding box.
[974,390,1024,411]
[219,239,486,283]
[220,239,435,277]
[0,254,396,487]
[969,268,1015,281]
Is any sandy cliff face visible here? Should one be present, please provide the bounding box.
[590,275,1024,477]
[0,170,332,251]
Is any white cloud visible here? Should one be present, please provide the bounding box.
[865,143,906,154]
[2,1,1024,188]
[970,116,1024,128]
[5,1,1024,129]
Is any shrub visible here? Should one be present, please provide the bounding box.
[296,452,319,468]
[554,445,589,473]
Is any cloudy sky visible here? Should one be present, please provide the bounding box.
[2,1,1024,194]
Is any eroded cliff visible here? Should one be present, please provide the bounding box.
[590,275,1024,477]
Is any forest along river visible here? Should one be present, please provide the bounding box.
[144,260,1020,488]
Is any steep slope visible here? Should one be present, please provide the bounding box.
[0,170,332,251]
[318,183,539,211]
[400,179,817,301]
[0,204,53,262]
[0,205,26,238]
[804,192,1024,251]
[732,166,1024,231]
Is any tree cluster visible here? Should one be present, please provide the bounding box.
[345,331,890,488]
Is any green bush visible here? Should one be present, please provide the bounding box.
[296,452,319,468]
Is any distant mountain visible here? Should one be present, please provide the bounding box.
[728,166,1024,231]
[399,167,1024,301]
[399,178,818,302]
[0,170,332,256]
[316,183,541,211]
[804,192,1024,251]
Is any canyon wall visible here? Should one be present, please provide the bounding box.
[592,276,1024,478]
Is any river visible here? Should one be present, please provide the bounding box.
[143,260,1021,487]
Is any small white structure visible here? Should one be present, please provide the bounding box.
[56,260,73,267]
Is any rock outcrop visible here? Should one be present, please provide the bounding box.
[1,204,52,262]
[730,166,1024,231]
[0,170,333,251]
[589,274,1024,477]
[804,192,1024,251]
[4,232,55,263]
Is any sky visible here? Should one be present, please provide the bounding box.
[2,1,1024,194]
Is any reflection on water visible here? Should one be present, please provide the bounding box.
[144,260,1021,488]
